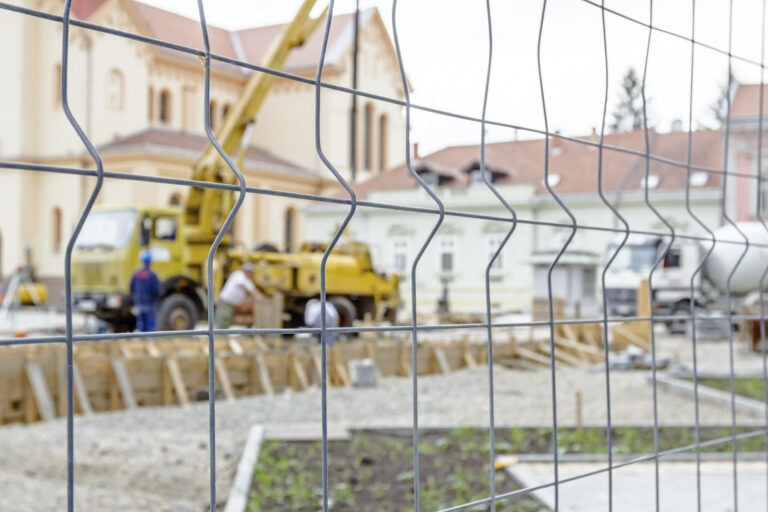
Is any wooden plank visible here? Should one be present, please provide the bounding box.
[162,357,173,405]
[612,325,651,352]
[291,357,309,391]
[25,362,56,421]
[311,353,322,386]
[554,337,604,363]
[146,342,161,358]
[463,345,477,368]
[111,359,137,410]
[398,343,412,376]
[215,358,236,402]
[72,361,93,415]
[514,347,563,369]
[228,339,244,355]
[166,358,190,406]
[57,349,67,417]
[433,347,451,374]
[253,353,273,396]
[536,342,580,366]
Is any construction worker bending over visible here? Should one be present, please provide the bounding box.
[304,298,339,347]
[130,250,161,332]
[216,262,266,329]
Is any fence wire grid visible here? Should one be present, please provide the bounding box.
[0,0,768,511]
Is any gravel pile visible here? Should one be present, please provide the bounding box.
[1,335,764,510]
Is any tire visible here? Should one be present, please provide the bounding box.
[158,293,199,331]
[329,296,357,328]
[252,242,280,253]
[667,301,691,335]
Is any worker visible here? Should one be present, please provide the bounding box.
[304,298,339,346]
[216,262,266,329]
[130,250,161,332]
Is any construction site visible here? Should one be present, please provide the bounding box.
[2,0,768,511]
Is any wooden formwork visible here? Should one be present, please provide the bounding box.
[0,327,621,426]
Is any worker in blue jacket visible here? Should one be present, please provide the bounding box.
[130,250,161,332]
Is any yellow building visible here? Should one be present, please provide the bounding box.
[0,0,407,291]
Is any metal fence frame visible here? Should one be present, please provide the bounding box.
[0,0,767,511]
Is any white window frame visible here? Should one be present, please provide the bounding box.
[391,236,409,277]
[485,234,505,275]
[438,235,457,274]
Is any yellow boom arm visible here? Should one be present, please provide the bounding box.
[184,0,327,247]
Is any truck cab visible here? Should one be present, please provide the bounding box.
[72,205,197,331]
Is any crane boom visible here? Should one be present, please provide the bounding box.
[184,0,327,252]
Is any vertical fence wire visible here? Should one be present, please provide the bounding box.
[596,2,626,510]
[391,1,446,509]
[2,1,768,511]
[194,1,249,508]
[59,1,105,509]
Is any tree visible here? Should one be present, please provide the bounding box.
[609,68,646,133]
[710,72,736,126]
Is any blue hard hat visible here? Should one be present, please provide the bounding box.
[140,250,152,265]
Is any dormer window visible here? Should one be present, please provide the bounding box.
[543,173,561,188]
[470,170,484,185]
[421,172,439,188]
[641,174,660,189]
[689,172,709,187]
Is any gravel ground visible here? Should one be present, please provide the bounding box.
[1,334,765,511]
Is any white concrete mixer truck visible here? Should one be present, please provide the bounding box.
[603,222,768,332]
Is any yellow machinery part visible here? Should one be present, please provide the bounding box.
[17,283,48,305]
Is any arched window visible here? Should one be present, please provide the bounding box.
[52,207,62,251]
[363,103,374,170]
[106,68,124,110]
[378,114,388,172]
[284,207,296,252]
[148,87,154,121]
[168,192,182,206]
[159,89,171,124]
[209,100,217,130]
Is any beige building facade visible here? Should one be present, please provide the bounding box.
[0,0,407,285]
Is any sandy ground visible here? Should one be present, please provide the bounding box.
[0,333,765,510]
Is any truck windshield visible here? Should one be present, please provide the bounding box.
[610,243,658,272]
[74,210,137,250]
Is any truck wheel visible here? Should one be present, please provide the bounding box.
[158,294,198,331]
[329,296,356,328]
[667,301,691,335]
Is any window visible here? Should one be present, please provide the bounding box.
[168,192,182,206]
[159,90,171,124]
[154,217,176,241]
[364,103,373,170]
[378,114,388,171]
[543,173,561,188]
[421,172,439,189]
[209,100,217,130]
[106,69,124,110]
[689,171,709,187]
[485,234,504,273]
[582,267,596,298]
[640,174,660,189]
[284,207,295,252]
[470,170,485,186]
[439,236,456,273]
[392,237,409,276]
[148,87,154,121]
[52,207,62,251]
[663,248,681,268]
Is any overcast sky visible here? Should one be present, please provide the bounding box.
[141,0,768,153]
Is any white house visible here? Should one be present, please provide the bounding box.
[304,127,730,315]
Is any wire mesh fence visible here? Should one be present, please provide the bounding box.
[1,0,768,511]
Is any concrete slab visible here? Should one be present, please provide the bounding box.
[507,460,768,511]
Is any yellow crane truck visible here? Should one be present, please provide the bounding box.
[70,0,399,332]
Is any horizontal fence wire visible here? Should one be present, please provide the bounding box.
[0,0,767,511]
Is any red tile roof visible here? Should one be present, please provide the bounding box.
[99,128,319,179]
[730,83,768,119]
[129,1,365,71]
[352,129,723,200]
[69,0,108,20]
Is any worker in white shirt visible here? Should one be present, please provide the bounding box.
[304,298,339,346]
[215,262,266,329]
